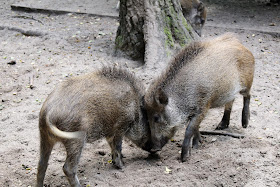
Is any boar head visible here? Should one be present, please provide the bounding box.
[145,88,178,153]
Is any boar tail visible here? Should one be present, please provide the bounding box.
[46,116,84,139]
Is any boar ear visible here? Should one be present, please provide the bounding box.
[155,88,168,106]
[197,2,205,14]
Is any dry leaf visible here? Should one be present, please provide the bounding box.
[165,167,172,174]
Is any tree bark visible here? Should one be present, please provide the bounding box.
[115,0,199,81]
[143,0,198,70]
[115,0,145,60]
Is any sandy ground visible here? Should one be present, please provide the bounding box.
[0,0,279,186]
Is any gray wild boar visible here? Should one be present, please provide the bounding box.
[145,33,255,162]
[36,67,152,187]
[180,0,207,36]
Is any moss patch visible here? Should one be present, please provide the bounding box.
[164,27,175,48]
[162,0,190,48]
[115,35,125,49]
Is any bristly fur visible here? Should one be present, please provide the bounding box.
[159,42,204,88]
[98,66,145,98]
[145,41,205,102]
[144,32,254,162]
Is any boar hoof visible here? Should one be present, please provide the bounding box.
[242,118,248,128]
[242,123,248,128]
[113,160,124,169]
[192,133,202,149]
[181,155,190,162]
[192,140,199,149]
[181,150,191,162]
[215,121,229,130]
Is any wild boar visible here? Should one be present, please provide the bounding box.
[180,0,207,36]
[145,33,255,162]
[36,67,152,187]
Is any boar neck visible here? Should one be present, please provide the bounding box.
[125,97,150,147]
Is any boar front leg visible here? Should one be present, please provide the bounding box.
[107,135,124,169]
[62,139,85,187]
[181,113,205,162]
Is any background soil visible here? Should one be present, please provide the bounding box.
[0,0,279,186]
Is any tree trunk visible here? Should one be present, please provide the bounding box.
[115,0,145,60]
[116,0,199,82]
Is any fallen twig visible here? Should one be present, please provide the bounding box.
[205,24,280,38]
[12,15,44,25]
[200,130,245,139]
[29,75,35,89]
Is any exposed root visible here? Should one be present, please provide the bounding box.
[0,26,46,36]
[11,4,119,19]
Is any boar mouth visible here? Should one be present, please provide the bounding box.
[150,148,162,153]
[141,140,154,152]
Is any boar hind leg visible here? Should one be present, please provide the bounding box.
[62,139,85,187]
[192,129,202,149]
[107,135,124,169]
[182,113,205,162]
[242,94,251,128]
[36,134,55,187]
[216,100,234,130]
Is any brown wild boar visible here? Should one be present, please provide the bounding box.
[36,67,152,187]
[145,33,255,162]
[180,0,207,36]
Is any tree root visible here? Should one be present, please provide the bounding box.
[0,26,46,36]
[11,4,119,19]
[200,130,245,139]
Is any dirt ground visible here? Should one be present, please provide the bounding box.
[0,0,279,186]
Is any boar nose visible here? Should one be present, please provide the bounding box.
[150,136,163,153]
[142,140,154,152]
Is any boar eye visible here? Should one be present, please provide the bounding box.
[154,115,160,123]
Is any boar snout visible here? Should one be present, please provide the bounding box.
[150,135,170,153]
[150,137,162,153]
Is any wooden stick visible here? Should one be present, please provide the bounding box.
[29,75,35,89]
[200,130,245,139]
[12,15,44,25]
